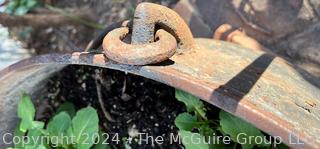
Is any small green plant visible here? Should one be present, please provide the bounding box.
[13,93,110,149]
[5,0,40,15]
[174,90,287,149]
[122,137,132,149]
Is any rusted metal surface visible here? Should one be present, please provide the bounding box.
[1,2,320,149]
[102,27,177,65]
[1,40,320,148]
[85,20,133,51]
[132,2,195,50]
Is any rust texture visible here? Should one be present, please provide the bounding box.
[1,2,320,149]
[1,40,320,149]
[102,27,177,65]
[131,2,195,50]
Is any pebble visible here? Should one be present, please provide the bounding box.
[121,93,132,101]
[128,125,139,138]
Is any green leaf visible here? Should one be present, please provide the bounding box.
[217,127,227,136]
[199,125,214,138]
[47,112,71,135]
[178,131,209,149]
[4,0,19,14]
[276,143,289,149]
[36,144,47,149]
[93,130,111,149]
[175,113,199,131]
[18,93,35,132]
[57,102,76,117]
[72,107,99,149]
[13,125,25,148]
[47,112,72,146]
[26,0,38,8]
[175,90,202,111]
[14,6,29,15]
[175,90,207,120]
[25,145,37,149]
[19,119,32,133]
[219,110,270,149]
[25,128,43,148]
[4,0,39,15]
[199,125,229,149]
[122,137,132,149]
[25,144,49,149]
[32,121,45,129]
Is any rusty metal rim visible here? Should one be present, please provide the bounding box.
[0,52,316,149]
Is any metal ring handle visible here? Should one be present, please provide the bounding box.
[102,27,177,65]
[132,2,195,50]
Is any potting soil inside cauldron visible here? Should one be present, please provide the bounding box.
[38,65,189,148]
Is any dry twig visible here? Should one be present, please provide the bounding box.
[95,76,115,122]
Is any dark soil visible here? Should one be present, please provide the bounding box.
[39,65,187,149]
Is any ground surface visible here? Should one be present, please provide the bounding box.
[37,65,224,149]
[40,65,186,148]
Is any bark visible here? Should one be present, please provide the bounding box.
[0,9,95,28]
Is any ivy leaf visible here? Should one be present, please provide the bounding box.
[219,110,270,149]
[18,93,35,132]
[175,90,207,120]
[175,113,199,131]
[47,112,72,146]
[57,102,76,117]
[178,131,209,149]
[72,106,99,149]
